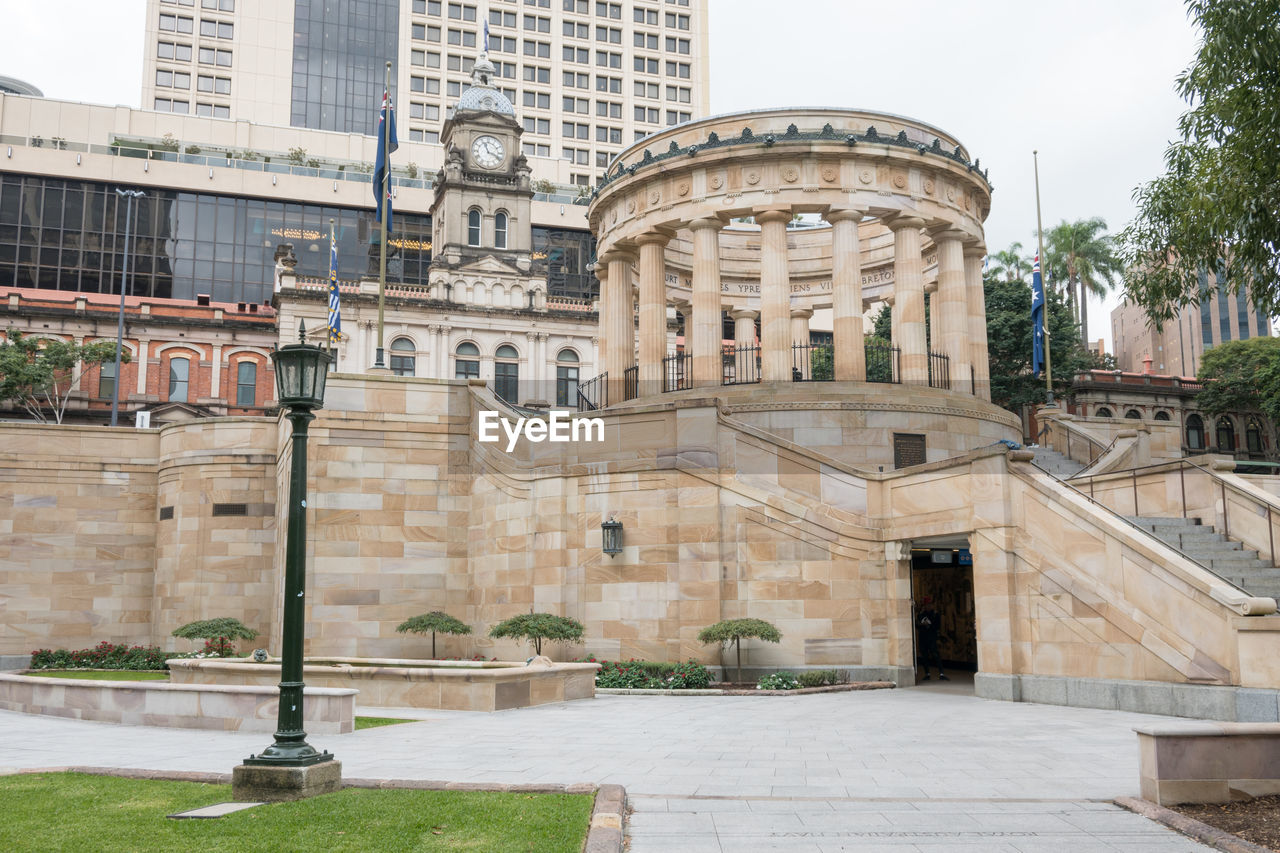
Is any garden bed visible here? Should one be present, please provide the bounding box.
[598,682,895,696]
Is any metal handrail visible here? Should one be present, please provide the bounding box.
[1071,457,1280,567]
[1018,462,1253,597]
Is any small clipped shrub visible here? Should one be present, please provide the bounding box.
[697,618,782,683]
[797,669,838,688]
[396,611,472,659]
[757,671,800,690]
[489,612,584,656]
[30,642,169,671]
[171,617,258,657]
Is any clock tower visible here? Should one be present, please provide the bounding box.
[429,52,535,277]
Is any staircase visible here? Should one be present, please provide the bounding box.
[1127,516,1280,599]
[1031,446,1086,480]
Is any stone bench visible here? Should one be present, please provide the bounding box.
[0,673,356,733]
[1136,722,1280,805]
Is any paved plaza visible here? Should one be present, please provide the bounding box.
[0,681,1212,851]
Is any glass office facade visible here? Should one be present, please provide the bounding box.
[0,173,432,304]
[291,0,401,134]
[0,173,600,304]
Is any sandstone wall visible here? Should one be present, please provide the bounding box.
[0,425,159,656]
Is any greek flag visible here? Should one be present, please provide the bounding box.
[327,222,342,344]
[1031,254,1045,377]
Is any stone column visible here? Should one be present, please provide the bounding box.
[594,262,608,379]
[828,209,865,381]
[729,307,758,382]
[437,325,452,378]
[689,217,725,387]
[637,229,673,398]
[933,230,972,394]
[603,247,636,404]
[756,208,793,382]
[927,287,940,354]
[889,216,928,384]
[965,242,991,401]
[790,306,813,345]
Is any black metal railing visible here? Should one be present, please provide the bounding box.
[722,344,762,385]
[623,365,638,401]
[577,372,606,411]
[790,343,833,382]
[663,353,692,392]
[865,342,900,384]
[928,350,951,390]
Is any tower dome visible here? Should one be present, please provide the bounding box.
[454,53,515,115]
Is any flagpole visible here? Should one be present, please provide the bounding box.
[374,60,392,370]
[1034,150,1053,406]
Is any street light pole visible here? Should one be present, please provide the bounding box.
[243,322,335,770]
[111,189,144,427]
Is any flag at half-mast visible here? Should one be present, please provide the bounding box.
[373,87,399,233]
[1031,253,1046,377]
[327,222,342,344]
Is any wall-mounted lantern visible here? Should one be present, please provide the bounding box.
[601,515,623,556]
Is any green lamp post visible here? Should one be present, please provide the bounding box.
[244,320,334,768]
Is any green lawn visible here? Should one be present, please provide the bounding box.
[0,773,593,853]
[24,670,169,681]
[354,716,416,730]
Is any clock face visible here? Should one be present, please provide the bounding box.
[471,135,505,169]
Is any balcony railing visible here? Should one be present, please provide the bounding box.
[664,353,692,392]
[623,365,638,401]
[928,350,951,390]
[577,372,606,411]
[791,343,833,381]
[722,345,762,386]
[865,342,900,384]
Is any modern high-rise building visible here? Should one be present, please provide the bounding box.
[1111,276,1271,377]
[141,0,710,186]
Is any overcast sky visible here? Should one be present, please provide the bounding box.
[2,0,1200,347]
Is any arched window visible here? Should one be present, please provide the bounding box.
[168,357,189,403]
[1216,417,1236,452]
[390,337,416,377]
[495,344,519,403]
[494,211,508,249]
[1154,410,1171,421]
[467,209,482,247]
[555,348,579,407]
[1246,418,1265,454]
[236,361,257,407]
[1095,407,1112,418]
[1186,414,1205,451]
[1125,409,1142,420]
[455,341,480,379]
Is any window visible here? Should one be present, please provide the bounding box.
[596,25,621,42]
[555,349,579,406]
[1154,410,1171,421]
[665,36,690,53]
[635,106,658,123]
[1186,414,1205,451]
[1247,419,1265,454]
[158,41,192,61]
[596,126,621,143]
[634,7,657,24]
[1216,417,1236,452]
[390,338,416,377]
[634,31,658,49]
[596,50,621,68]
[665,61,690,78]
[596,75,621,93]
[563,20,588,37]
[523,65,550,82]
[524,91,551,109]
[494,211,508,249]
[666,11,690,28]
[523,14,550,31]
[1125,409,1142,419]
[169,357,190,403]
[455,342,480,378]
[467,209,482,246]
[159,14,193,32]
[522,117,550,134]
[490,9,516,26]
[635,81,658,98]
[1095,407,1112,418]
[235,361,256,406]
[563,45,589,63]
[563,71,589,88]
[98,360,117,400]
[523,39,550,57]
[596,100,621,118]
[447,2,476,20]
[495,344,520,403]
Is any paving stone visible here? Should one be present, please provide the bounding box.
[168,801,264,819]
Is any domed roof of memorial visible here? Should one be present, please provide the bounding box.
[455,54,514,115]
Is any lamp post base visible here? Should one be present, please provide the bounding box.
[232,758,342,802]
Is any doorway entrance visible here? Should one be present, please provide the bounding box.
[909,535,978,685]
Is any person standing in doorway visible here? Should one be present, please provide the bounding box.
[917,596,948,681]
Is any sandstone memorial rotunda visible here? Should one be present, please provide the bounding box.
[3,103,1279,723]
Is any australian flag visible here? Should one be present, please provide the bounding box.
[1031,253,1046,377]
[373,88,399,233]
[327,225,341,344]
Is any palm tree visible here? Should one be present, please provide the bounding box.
[1043,218,1123,346]
[988,242,1031,284]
